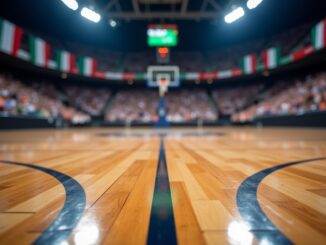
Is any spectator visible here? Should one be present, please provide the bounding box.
[106,90,158,123]
[233,72,326,122]
[63,85,111,116]
[0,75,91,124]
[166,89,217,122]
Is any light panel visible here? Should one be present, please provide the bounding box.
[247,0,263,10]
[224,7,245,24]
[60,0,79,11]
[81,7,101,23]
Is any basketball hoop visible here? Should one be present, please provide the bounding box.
[147,66,179,97]
[159,78,169,97]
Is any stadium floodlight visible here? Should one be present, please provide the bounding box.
[61,0,79,11]
[224,7,245,24]
[247,0,263,10]
[81,7,101,23]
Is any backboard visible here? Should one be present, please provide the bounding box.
[147,66,180,87]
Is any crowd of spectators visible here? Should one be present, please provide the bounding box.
[0,75,90,124]
[63,85,111,117]
[105,88,218,123]
[212,85,263,116]
[166,89,217,122]
[2,70,326,126]
[232,73,326,122]
[105,90,159,123]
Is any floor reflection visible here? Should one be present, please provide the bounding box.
[74,225,99,245]
[228,221,254,245]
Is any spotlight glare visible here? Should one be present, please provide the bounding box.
[247,0,263,10]
[224,7,245,24]
[81,7,101,23]
[109,19,117,28]
[60,0,79,11]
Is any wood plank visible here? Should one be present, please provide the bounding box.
[170,182,206,245]
[101,159,157,245]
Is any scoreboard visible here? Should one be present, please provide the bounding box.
[147,24,178,47]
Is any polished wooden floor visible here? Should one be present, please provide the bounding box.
[0,127,325,245]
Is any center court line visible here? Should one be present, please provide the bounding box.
[147,138,178,245]
[0,160,86,245]
[236,157,326,245]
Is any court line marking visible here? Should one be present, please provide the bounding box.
[0,160,86,245]
[147,138,178,245]
[236,157,326,245]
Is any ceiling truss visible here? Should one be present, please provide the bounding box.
[101,0,227,21]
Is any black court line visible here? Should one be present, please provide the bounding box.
[0,160,86,245]
[237,157,326,245]
[147,138,178,245]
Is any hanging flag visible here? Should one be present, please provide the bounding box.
[312,19,326,50]
[280,55,292,65]
[199,73,218,80]
[105,72,123,80]
[256,62,265,72]
[135,73,146,80]
[312,20,326,50]
[262,47,280,69]
[217,70,233,79]
[217,69,242,79]
[94,71,106,79]
[241,54,256,75]
[291,45,314,61]
[79,56,96,77]
[57,50,76,73]
[122,73,136,80]
[29,36,51,67]
[184,72,200,80]
[0,19,23,56]
[280,46,314,65]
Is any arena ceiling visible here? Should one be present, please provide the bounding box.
[1,0,326,51]
[92,0,237,20]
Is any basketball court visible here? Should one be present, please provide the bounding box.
[0,127,325,244]
[1,0,326,244]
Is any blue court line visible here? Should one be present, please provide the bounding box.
[236,157,326,245]
[146,139,177,245]
[0,160,86,245]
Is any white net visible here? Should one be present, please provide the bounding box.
[159,78,170,97]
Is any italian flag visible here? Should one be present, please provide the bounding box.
[57,50,76,73]
[217,69,242,79]
[135,73,146,80]
[29,36,51,67]
[122,73,136,80]
[262,47,280,70]
[312,19,326,50]
[280,46,314,65]
[184,72,200,80]
[105,72,123,80]
[241,54,256,75]
[0,19,23,56]
[79,57,96,77]
[200,73,218,80]
[105,72,143,80]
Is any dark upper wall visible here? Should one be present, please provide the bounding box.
[1,0,326,52]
